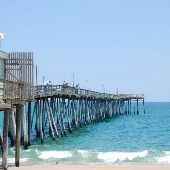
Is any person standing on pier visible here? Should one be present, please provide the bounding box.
[44,80,52,93]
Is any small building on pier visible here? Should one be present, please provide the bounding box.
[0,50,8,100]
[0,51,35,169]
[0,50,11,110]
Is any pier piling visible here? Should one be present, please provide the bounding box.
[15,105,21,167]
[28,101,31,146]
[2,109,9,170]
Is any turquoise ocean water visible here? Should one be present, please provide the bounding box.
[1,102,170,165]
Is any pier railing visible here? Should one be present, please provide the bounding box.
[34,85,144,100]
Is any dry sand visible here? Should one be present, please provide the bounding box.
[9,164,170,170]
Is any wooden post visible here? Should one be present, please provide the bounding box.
[126,100,128,114]
[72,100,78,129]
[103,100,106,119]
[137,99,139,114]
[84,99,87,124]
[116,100,119,115]
[31,102,36,129]
[36,100,40,138]
[130,99,132,114]
[118,100,121,115]
[112,101,115,115]
[128,100,130,114]
[11,109,16,146]
[42,99,45,134]
[81,99,84,123]
[39,99,44,144]
[87,101,91,123]
[22,104,28,149]
[89,100,92,122]
[48,98,59,138]
[143,99,145,114]
[61,98,66,135]
[0,130,3,153]
[2,109,9,170]
[55,98,64,137]
[78,100,82,127]
[8,110,13,147]
[45,99,55,140]
[8,109,15,147]
[28,101,31,146]
[67,99,72,133]
[15,104,21,167]
[90,100,94,121]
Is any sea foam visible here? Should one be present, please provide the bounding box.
[77,150,90,158]
[0,158,29,164]
[97,150,148,163]
[38,151,72,159]
[157,151,170,163]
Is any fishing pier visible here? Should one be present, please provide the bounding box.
[0,51,145,169]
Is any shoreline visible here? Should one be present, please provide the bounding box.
[9,164,170,170]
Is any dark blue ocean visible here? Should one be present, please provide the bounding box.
[1,102,170,165]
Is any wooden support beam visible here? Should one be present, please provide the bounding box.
[2,109,9,170]
[67,99,72,133]
[0,130,3,153]
[42,99,45,134]
[22,104,28,149]
[143,99,145,114]
[130,99,132,114]
[128,100,130,114]
[39,99,44,144]
[61,98,66,135]
[8,109,15,147]
[137,99,139,114]
[15,104,21,167]
[35,100,40,138]
[28,101,31,146]
[49,98,59,138]
[45,99,55,140]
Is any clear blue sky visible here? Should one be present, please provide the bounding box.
[0,0,170,101]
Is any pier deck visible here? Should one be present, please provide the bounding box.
[34,85,144,100]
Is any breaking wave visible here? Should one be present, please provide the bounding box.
[97,150,148,163]
[38,150,72,159]
[5,149,170,165]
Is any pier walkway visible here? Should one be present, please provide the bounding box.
[34,85,144,100]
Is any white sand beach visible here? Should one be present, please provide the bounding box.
[9,164,170,170]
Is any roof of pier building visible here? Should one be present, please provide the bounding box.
[0,50,8,59]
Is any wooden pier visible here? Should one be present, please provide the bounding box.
[33,85,144,141]
[0,51,145,169]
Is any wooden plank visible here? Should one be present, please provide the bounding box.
[0,103,11,110]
